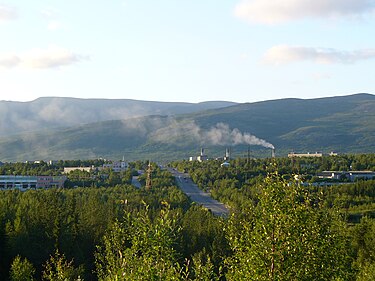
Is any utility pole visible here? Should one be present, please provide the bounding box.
[247,145,251,164]
[145,161,152,190]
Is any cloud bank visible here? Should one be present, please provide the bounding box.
[263,45,375,65]
[0,4,17,22]
[234,0,375,24]
[152,120,274,149]
[0,46,88,69]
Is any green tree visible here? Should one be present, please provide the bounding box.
[42,250,84,281]
[95,204,182,280]
[9,255,35,281]
[351,217,375,280]
[225,172,352,281]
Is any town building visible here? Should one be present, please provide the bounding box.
[318,171,375,182]
[63,167,93,174]
[0,175,67,190]
[288,151,338,158]
[101,161,128,172]
[288,152,323,158]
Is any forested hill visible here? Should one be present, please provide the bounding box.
[0,97,236,137]
[185,93,375,154]
[0,93,373,161]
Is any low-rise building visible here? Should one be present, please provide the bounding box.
[318,171,375,182]
[37,176,67,188]
[101,161,128,172]
[288,152,323,158]
[0,175,67,189]
[63,167,93,174]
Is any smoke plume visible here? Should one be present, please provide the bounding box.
[204,123,274,148]
[152,121,274,149]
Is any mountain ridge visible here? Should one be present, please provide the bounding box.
[0,97,237,137]
[0,93,373,162]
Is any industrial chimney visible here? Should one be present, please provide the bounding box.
[224,148,230,161]
[271,148,276,158]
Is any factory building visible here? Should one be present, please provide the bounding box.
[190,148,208,162]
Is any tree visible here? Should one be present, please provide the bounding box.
[351,217,375,281]
[225,172,352,281]
[42,250,84,281]
[95,204,182,280]
[9,256,35,281]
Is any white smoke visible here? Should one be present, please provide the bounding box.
[204,123,274,148]
[152,120,274,149]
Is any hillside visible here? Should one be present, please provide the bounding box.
[0,94,373,162]
[186,93,375,154]
[0,97,236,137]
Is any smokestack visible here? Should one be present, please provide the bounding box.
[225,147,230,160]
[201,148,204,156]
[271,148,276,158]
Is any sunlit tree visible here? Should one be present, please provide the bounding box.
[225,172,352,280]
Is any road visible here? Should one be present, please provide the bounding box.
[131,176,142,189]
[170,169,230,217]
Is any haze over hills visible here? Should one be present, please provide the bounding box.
[0,97,237,137]
[0,94,373,162]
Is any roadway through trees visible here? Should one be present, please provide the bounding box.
[169,168,229,216]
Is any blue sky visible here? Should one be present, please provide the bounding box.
[1,0,374,103]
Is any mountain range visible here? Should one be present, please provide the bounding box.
[0,97,236,137]
[0,94,373,162]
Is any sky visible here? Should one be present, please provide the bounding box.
[0,0,374,103]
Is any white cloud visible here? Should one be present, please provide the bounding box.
[0,4,17,22]
[234,0,375,24]
[263,45,375,65]
[24,46,89,69]
[0,46,89,69]
[0,54,20,68]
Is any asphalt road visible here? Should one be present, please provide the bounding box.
[131,176,142,189]
[170,169,229,217]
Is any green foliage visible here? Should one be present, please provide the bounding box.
[95,204,182,280]
[9,256,35,281]
[350,217,375,280]
[1,157,375,280]
[181,205,229,269]
[42,250,84,281]
[356,262,375,281]
[225,173,352,281]
[190,249,220,281]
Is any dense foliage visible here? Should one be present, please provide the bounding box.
[0,155,374,280]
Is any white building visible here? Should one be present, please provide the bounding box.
[63,167,93,174]
[101,161,128,172]
[288,152,323,158]
[318,171,375,182]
